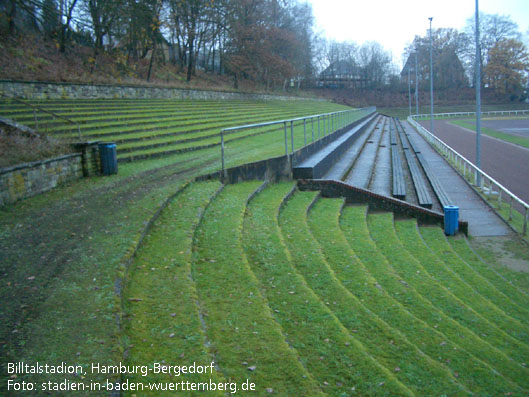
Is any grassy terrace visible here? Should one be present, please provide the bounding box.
[448,236,529,298]
[0,99,352,162]
[2,98,529,395]
[122,181,225,393]
[116,183,528,395]
[244,184,407,395]
[0,96,355,394]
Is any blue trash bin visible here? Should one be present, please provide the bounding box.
[99,143,118,176]
[444,205,459,236]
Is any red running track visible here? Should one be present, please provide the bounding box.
[420,119,529,206]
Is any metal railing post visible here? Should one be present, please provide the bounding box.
[318,116,320,139]
[284,122,288,157]
[311,118,314,142]
[290,121,294,155]
[523,207,529,236]
[221,130,225,178]
[303,119,306,146]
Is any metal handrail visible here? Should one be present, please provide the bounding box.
[411,109,529,120]
[220,106,376,175]
[408,115,529,235]
[0,93,82,139]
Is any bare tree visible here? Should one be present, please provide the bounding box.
[358,41,392,89]
[58,0,79,52]
[403,28,467,90]
[462,13,521,84]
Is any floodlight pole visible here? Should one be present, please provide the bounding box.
[475,0,482,186]
[408,68,412,116]
[429,17,434,134]
[415,49,419,115]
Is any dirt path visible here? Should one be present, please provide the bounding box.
[421,119,529,205]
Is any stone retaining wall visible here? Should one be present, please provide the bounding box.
[0,142,101,206]
[1,154,83,206]
[0,80,320,101]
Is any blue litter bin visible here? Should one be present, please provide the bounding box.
[444,205,459,236]
[99,143,118,175]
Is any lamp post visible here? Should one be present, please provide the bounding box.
[429,17,434,133]
[408,67,412,116]
[415,49,419,115]
[475,0,482,186]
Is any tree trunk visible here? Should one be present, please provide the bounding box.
[211,44,215,74]
[147,41,156,82]
[187,29,195,81]
[7,0,16,34]
[59,25,67,52]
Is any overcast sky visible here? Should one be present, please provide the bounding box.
[306,0,529,69]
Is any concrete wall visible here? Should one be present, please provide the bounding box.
[297,179,469,235]
[0,142,101,206]
[196,113,375,184]
[1,154,82,206]
[0,80,322,102]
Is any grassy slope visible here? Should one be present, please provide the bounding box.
[243,184,409,395]
[450,236,529,294]
[1,97,352,389]
[0,98,353,166]
[0,168,188,390]
[282,193,465,395]
[191,182,321,395]
[368,214,529,366]
[0,123,255,391]
[416,226,529,327]
[313,201,523,394]
[122,181,225,394]
[340,206,529,392]
[4,94,529,395]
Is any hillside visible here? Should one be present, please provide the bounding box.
[0,34,289,94]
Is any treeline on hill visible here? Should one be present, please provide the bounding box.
[318,14,529,103]
[0,0,314,91]
[0,0,528,102]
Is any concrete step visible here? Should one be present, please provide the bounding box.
[293,114,377,179]
[322,116,380,180]
[344,117,385,188]
[369,121,392,196]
